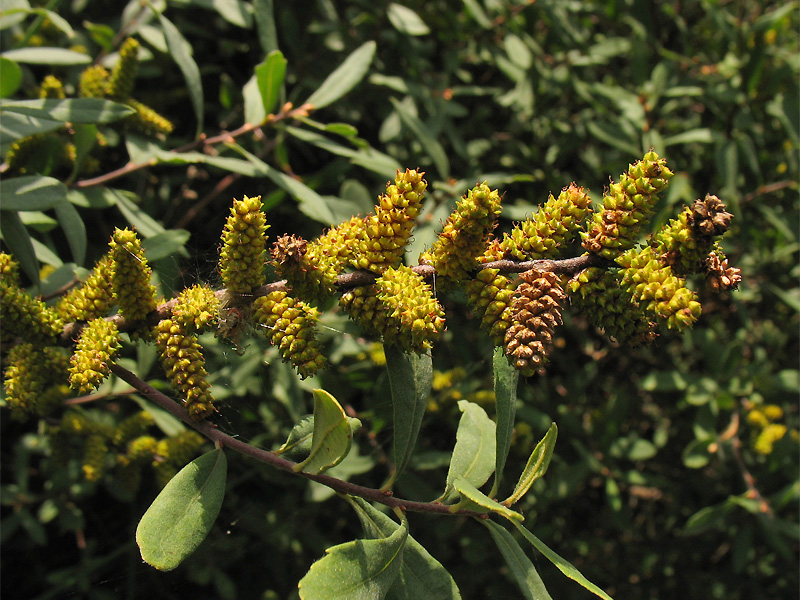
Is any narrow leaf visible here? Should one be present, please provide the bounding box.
[0,110,62,144]
[0,98,135,123]
[298,512,407,600]
[390,97,450,179]
[157,11,203,136]
[53,201,86,266]
[442,400,496,501]
[490,346,519,497]
[483,520,553,600]
[504,423,557,506]
[305,41,376,109]
[347,497,462,600]
[387,4,430,36]
[511,520,614,600]
[295,389,357,475]
[0,176,67,211]
[384,345,432,487]
[0,57,22,98]
[1,47,91,65]
[253,0,278,53]
[451,477,523,522]
[255,50,287,116]
[0,210,39,284]
[136,449,227,571]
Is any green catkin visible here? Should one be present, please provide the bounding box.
[153,431,205,486]
[0,280,64,346]
[124,98,174,136]
[39,74,66,99]
[420,182,503,286]
[109,228,158,322]
[82,434,109,481]
[501,183,593,260]
[171,285,219,331]
[68,318,122,394]
[0,253,20,284]
[253,291,327,378]
[57,254,116,322]
[107,38,139,100]
[154,318,215,419]
[113,412,155,446]
[219,195,269,295]
[79,64,110,98]
[582,151,673,259]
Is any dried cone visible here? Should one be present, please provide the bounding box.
[503,270,566,376]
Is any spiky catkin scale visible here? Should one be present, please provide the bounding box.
[0,253,20,284]
[350,169,427,273]
[3,345,70,418]
[616,245,701,331]
[465,268,517,346]
[0,280,64,345]
[420,182,503,285]
[253,291,327,378]
[154,319,215,419]
[124,99,174,136]
[272,234,335,301]
[219,195,269,294]
[567,267,657,345]
[107,38,139,100]
[582,151,673,259]
[374,265,445,352]
[110,228,158,322]
[501,183,593,260]
[172,285,219,331]
[705,244,742,292]
[503,270,565,376]
[68,318,122,394]
[79,64,110,98]
[57,254,115,322]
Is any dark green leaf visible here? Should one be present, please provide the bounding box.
[298,512,407,599]
[53,201,86,266]
[442,400,496,501]
[253,0,278,53]
[295,389,358,475]
[109,188,166,237]
[305,41,376,109]
[0,210,39,284]
[483,520,553,600]
[490,346,519,497]
[157,12,203,136]
[0,57,22,98]
[504,423,557,506]
[136,449,227,571]
[0,176,67,211]
[255,50,287,116]
[390,97,450,179]
[0,98,135,124]
[141,230,191,261]
[0,111,62,144]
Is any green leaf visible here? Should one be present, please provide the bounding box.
[0,111,62,144]
[387,4,430,36]
[0,210,39,285]
[483,520,553,600]
[490,346,519,497]
[384,345,432,488]
[279,414,362,461]
[108,188,166,237]
[0,98,135,124]
[681,438,713,469]
[255,50,287,116]
[71,123,98,178]
[511,520,614,600]
[157,11,203,137]
[1,47,91,65]
[295,389,358,475]
[504,423,557,506]
[390,97,450,179]
[0,0,30,31]
[298,512,408,600]
[53,201,86,266]
[442,400,496,501]
[253,0,278,53]
[0,57,22,98]
[141,230,191,261]
[136,449,227,571]
[306,41,376,109]
[242,73,265,125]
[0,176,67,211]
[347,497,462,600]
[663,128,714,147]
[451,477,524,521]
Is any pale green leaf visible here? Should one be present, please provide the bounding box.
[347,497,462,600]
[253,0,278,53]
[490,346,519,497]
[0,57,22,98]
[504,423,557,506]
[390,97,450,179]
[483,520,553,600]
[384,345,432,488]
[0,176,67,211]
[511,520,615,600]
[141,230,190,261]
[0,111,62,144]
[0,0,30,30]
[255,50,287,116]
[0,98,135,123]
[1,47,90,65]
[136,449,227,571]
[387,4,430,36]
[295,389,357,475]
[451,477,524,521]
[279,414,362,461]
[306,41,376,109]
[298,512,407,600]
[108,188,166,237]
[442,400,496,501]
[242,73,265,125]
[157,11,203,136]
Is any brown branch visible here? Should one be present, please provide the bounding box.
[109,363,481,518]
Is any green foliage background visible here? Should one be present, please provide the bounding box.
[1,1,797,598]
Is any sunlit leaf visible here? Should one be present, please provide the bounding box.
[1,47,90,65]
[451,477,523,522]
[295,389,358,475]
[253,0,278,53]
[0,176,67,211]
[483,520,553,600]
[504,423,557,506]
[305,41,376,109]
[53,201,86,266]
[442,400,496,501]
[0,98,135,123]
[0,57,22,98]
[490,346,518,497]
[390,97,450,179]
[279,414,362,461]
[136,449,227,571]
[157,11,203,136]
[255,50,287,116]
[387,3,430,36]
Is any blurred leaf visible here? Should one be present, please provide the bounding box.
[136,449,227,571]
[131,395,185,437]
[295,389,358,475]
[298,512,407,600]
[451,477,523,521]
[1,47,90,65]
[682,501,735,535]
[483,520,553,600]
[0,98,135,123]
[682,439,713,469]
[0,210,38,284]
[141,230,190,261]
[442,400,496,501]
[306,41,376,109]
[0,0,30,31]
[0,176,67,210]
[84,21,115,51]
[461,0,492,28]
[511,520,614,600]
[0,57,22,98]
[384,345,432,487]
[490,346,519,497]
[505,423,557,506]
[347,497,462,600]
[109,188,166,237]
[387,4,430,36]
[253,0,278,53]
[255,50,286,116]
[663,129,714,147]
[53,200,86,266]
[390,97,450,179]
[0,111,62,143]
[157,11,203,136]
